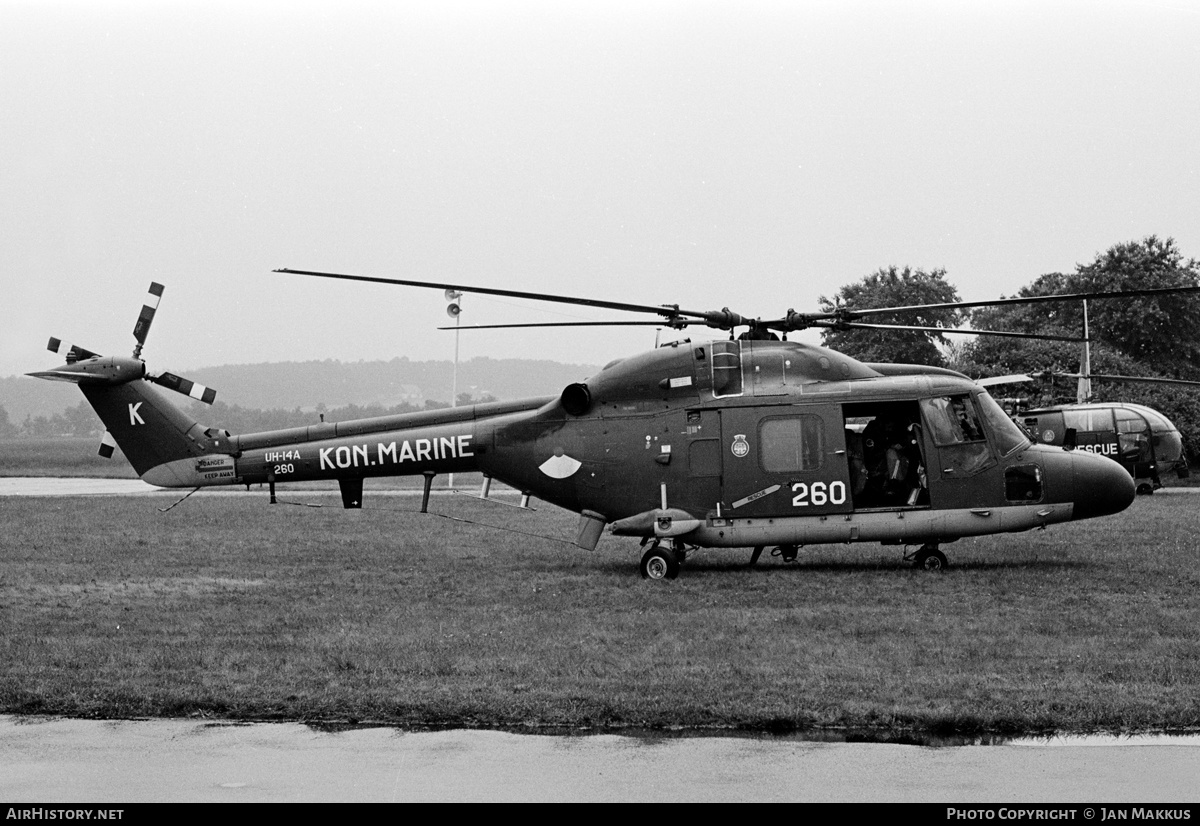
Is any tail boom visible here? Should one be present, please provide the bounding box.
[78,381,551,489]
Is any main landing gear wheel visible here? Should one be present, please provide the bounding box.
[912,546,948,571]
[640,545,681,580]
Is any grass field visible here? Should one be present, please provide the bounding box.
[2,484,1199,738]
[1,438,140,478]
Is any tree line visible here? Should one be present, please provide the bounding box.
[0,393,497,440]
[8,235,1198,462]
[819,236,1200,462]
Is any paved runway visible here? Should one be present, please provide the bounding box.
[3,716,1199,803]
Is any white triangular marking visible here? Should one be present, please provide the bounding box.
[539,454,582,479]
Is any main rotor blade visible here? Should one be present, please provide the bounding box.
[842,284,1200,319]
[810,321,1086,342]
[976,374,1035,387]
[1080,373,1200,389]
[435,320,690,331]
[1024,370,1200,390]
[276,268,709,322]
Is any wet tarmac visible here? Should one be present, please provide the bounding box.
[3,716,1200,802]
[0,477,165,496]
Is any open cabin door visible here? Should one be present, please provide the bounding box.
[843,400,930,510]
[718,404,852,518]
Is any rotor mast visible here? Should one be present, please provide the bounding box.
[1078,299,1092,404]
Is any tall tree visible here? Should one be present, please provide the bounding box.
[959,236,1200,462]
[966,236,1200,379]
[819,266,963,367]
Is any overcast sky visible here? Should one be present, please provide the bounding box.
[4,0,1199,384]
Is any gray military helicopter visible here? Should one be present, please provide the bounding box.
[30,275,1139,579]
[975,295,1200,494]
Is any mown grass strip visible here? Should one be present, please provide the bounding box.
[1,490,1198,736]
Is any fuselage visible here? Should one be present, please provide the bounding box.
[1019,402,1186,492]
[118,338,1133,550]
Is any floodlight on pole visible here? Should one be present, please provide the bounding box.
[445,290,463,489]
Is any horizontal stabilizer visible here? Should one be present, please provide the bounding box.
[27,354,145,385]
[26,368,104,384]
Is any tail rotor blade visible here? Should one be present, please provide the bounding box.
[47,337,100,363]
[147,370,217,405]
[132,282,165,356]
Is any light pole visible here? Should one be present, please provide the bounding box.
[445,290,463,489]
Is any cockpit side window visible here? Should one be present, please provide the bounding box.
[924,395,985,446]
[920,394,994,477]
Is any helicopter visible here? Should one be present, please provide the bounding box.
[974,297,1199,495]
[29,275,1144,579]
[1017,400,1185,496]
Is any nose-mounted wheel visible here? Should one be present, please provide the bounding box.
[909,544,948,571]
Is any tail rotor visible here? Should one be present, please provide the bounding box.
[46,337,100,364]
[31,281,219,406]
[131,282,164,359]
[145,370,216,404]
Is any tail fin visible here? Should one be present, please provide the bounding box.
[80,379,234,487]
[28,281,234,487]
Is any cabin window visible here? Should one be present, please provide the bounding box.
[759,415,823,472]
[1115,408,1151,462]
[1064,408,1114,433]
[920,395,993,477]
[925,395,986,445]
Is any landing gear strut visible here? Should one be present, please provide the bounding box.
[772,544,799,563]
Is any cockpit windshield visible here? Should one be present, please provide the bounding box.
[974,391,1032,456]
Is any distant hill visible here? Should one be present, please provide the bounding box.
[0,356,601,422]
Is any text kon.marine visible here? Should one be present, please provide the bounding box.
[318,435,474,471]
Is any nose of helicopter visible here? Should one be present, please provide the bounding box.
[1070,451,1136,520]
